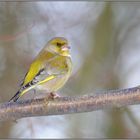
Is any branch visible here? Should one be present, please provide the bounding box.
[1,85,140,122]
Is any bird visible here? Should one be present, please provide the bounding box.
[9,37,72,102]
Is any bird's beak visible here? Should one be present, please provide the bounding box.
[61,45,71,51]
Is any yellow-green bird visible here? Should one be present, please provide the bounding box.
[9,37,72,102]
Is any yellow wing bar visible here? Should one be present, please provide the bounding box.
[19,75,55,97]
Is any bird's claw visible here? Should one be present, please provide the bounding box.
[49,92,60,99]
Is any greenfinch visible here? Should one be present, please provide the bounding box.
[9,37,72,102]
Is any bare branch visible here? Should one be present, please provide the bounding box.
[0,86,140,122]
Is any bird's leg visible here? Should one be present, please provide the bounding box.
[48,92,60,99]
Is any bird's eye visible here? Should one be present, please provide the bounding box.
[56,42,61,47]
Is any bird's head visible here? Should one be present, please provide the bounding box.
[46,37,71,57]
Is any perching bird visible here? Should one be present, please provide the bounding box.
[9,37,72,102]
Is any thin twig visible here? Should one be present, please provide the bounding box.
[0,85,140,122]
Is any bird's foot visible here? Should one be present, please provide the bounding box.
[49,92,60,99]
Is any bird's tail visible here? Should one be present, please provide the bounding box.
[9,90,21,102]
[9,84,36,102]
[9,79,39,102]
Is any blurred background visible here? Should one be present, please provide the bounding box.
[0,1,140,138]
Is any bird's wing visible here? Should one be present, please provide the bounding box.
[18,67,56,97]
[20,60,44,87]
[20,55,67,90]
[21,50,56,87]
